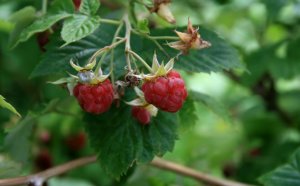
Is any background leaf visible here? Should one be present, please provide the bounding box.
[18,13,71,45]
[8,6,36,48]
[61,15,100,45]
[259,147,300,186]
[4,114,36,164]
[0,95,20,117]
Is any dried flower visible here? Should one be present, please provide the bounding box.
[168,19,211,54]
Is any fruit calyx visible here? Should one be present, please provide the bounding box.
[141,53,175,81]
[168,19,211,54]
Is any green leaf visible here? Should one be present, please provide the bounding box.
[18,13,71,46]
[49,0,75,14]
[0,95,21,117]
[259,147,300,186]
[32,24,241,77]
[0,155,22,178]
[178,96,198,130]
[84,102,178,178]
[61,15,100,45]
[8,6,36,48]
[79,0,100,15]
[4,114,36,165]
[146,27,243,73]
[137,19,150,34]
[189,91,231,123]
[49,178,95,186]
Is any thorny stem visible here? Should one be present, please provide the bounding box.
[128,50,153,72]
[124,14,133,72]
[0,156,252,186]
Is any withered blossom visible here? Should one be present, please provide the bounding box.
[149,0,176,24]
[168,19,211,54]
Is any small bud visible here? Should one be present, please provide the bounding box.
[150,0,176,24]
[157,3,176,24]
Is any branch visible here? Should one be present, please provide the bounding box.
[0,156,252,186]
[151,157,252,186]
[0,156,97,186]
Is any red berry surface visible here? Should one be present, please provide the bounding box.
[142,70,187,112]
[73,0,81,10]
[35,149,52,171]
[73,79,114,114]
[65,132,86,151]
[132,106,151,125]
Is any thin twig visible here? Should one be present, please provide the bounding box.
[124,14,133,71]
[128,50,153,72]
[151,157,253,186]
[0,156,252,186]
[0,156,97,186]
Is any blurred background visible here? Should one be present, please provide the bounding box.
[1,0,300,185]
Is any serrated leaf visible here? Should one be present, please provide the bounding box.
[17,13,71,46]
[143,27,243,73]
[0,95,21,117]
[61,15,100,45]
[84,103,178,178]
[259,147,300,186]
[4,114,36,165]
[79,0,100,15]
[8,6,36,48]
[189,91,231,123]
[32,24,241,78]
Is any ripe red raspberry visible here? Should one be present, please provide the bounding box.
[73,79,114,114]
[73,0,81,10]
[132,106,151,125]
[35,149,52,171]
[142,70,187,112]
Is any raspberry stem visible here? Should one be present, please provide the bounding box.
[124,14,133,72]
[99,18,121,25]
[128,50,153,72]
[42,0,47,15]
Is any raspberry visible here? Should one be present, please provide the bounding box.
[73,0,81,10]
[142,70,187,112]
[35,149,52,171]
[65,132,86,151]
[132,106,151,125]
[36,31,50,52]
[73,79,114,114]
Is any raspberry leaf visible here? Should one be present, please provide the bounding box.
[61,15,100,46]
[84,103,178,178]
[259,147,300,186]
[79,0,100,15]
